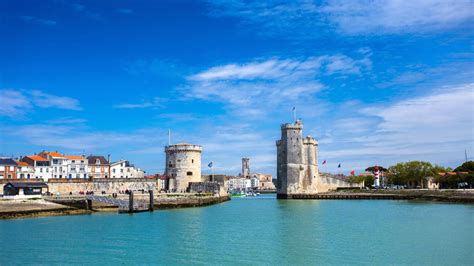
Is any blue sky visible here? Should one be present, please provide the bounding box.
[1,0,473,176]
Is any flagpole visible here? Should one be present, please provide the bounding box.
[292,107,296,122]
[168,129,171,146]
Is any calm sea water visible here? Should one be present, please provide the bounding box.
[1,195,473,265]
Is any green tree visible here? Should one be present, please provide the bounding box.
[365,166,388,173]
[454,161,474,172]
[387,161,435,188]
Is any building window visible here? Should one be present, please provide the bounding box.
[192,159,194,163]
[187,171,192,176]
[96,159,100,165]
[72,160,75,163]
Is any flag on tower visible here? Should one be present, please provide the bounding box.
[208,162,213,168]
[350,170,355,176]
[322,160,326,165]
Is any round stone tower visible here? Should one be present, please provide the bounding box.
[165,143,202,192]
[303,136,319,183]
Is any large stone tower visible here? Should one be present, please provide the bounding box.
[242,158,250,178]
[165,143,202,192]
[276,120,319,198]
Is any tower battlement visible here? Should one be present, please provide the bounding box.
[303,136,318,146]
[165,143,202,153]
[281,120,303,130]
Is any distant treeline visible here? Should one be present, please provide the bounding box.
[349,161,474,189]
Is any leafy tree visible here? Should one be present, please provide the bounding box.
[454,161,474,172]
[365,166,388,173]
[387,161,435,188]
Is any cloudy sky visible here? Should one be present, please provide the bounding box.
[1,0,473,176]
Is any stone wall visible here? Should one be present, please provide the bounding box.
[187,182,221,194]
[47,178,157,194]
[317,176,361,192]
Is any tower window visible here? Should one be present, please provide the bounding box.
[192,159,194,163]
[187,171,192,176]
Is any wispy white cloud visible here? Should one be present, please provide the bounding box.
[319,83,474,170]
[19,15,57,26]
[0,90,30,117]
[30,90,82,110]
[185,54,370,111]
[0,89,82,118]
[113,97,166,109]
[206,0,474,37]
[324,0,474,35]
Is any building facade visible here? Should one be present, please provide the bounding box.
[253,173,276,190]
[16,161,34,179]
[165,143,202,192]
[87,156,110,179]
[21,156,52,180]
[110,160,145,178]
[276,120,319,198]
[228,177,251,191]
[0,158,18,179]
[38,151,69,179]
[65,155,88,179]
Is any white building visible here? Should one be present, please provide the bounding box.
[110,160,145,178]
[38,151,69,179]
[21,155,52,180]
[250,176,259,189]
[65,155,88,179]
[16,161,34,179]
[228,177,252,191]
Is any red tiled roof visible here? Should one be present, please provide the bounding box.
[48,151,64,157]
[16,161,29,166]
[25,155,48,161]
